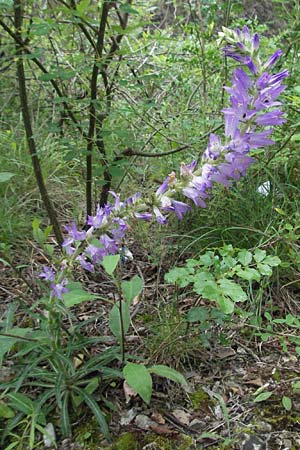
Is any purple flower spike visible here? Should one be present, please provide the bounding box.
[134,212,153,221]
[50,279,69,300]
[64,222,86,243]
[77,255,95,273]
[255,109,286,126]
[170,200,192,220]
[156,177,169,196]
[252,33,259,51]
[39,266,55,282]
[264,49,283,69]
[153,206,167,224]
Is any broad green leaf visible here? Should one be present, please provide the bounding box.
[253,249,267,263]
[237,250,252,266]
[186,307,208,323]
[0,172,15,182]
[236,267,261,282]
[195,279,219,299]
[282,396,292,411]
[62,290,97,308]
[119,3,139,14]
[253,391,273,402]
[8,393,34,415]
[164,267,191,286]
[198,252,214,267]
[263,256,281,267]
[102,255,120,276]
[218,278,247,302]
[109,301,130,341]
[149,365,188,386]
[217,295,235,314]
[257,263,272,276]
[0,402,15,418]
[123,363,152,404]
[121,275,143,305]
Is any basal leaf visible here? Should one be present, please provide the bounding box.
[123,363,152,404]
[149,365,188,386]
[102,255,120,276]
[8,392,34,415]
[121,275,143,305]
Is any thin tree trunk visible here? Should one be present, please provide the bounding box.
[14,0,63,245]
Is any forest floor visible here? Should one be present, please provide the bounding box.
[1,245,300,450]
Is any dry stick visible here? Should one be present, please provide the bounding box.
[85,1,110,217]
[13,0,63,245]
[97,3,133,207]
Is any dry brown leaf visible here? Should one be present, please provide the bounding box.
[171,409,192,426]
[151,411,165,424]
[123,380,137,403]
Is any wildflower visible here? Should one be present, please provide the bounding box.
[39,266,55,281]
[50,279,69,300]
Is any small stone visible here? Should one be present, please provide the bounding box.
[241,434,266,450]
[189,418,204,431]
[135,414,156,430]
[43,423,56,448]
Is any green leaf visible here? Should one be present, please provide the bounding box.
[253,391,273,402]
[218,278,247,302]
[109,301,130,341]
[0,172,15,182]
[102,255,120,276]
[164,267,191,286]
[121,276,143,305]
[236,267,261,282]
[186,307,208,323]
[8,393,34,415]
[149,365,188,386]
[217,295,235,314]
[0,327,32,365]
[253,249,267,263]
[282,396,292,411]
[263,256,281,267]
[237,250,252,266]
[62,289,98,308]
[257,263,272,276]
[123,363,152,404]
[197,280,220,300]
[76,389,110,441]
[0,402,15,419]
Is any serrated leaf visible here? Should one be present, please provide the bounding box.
[253,249,267,263]
[121,276,143,305]
[186,307,208,323]
[257,263,272,276]
[164,267,191,286]
[199,280,221,300]
[263,256,281,267]
[109,301,130,341]
[102,255,120,276]
[253,391,273,402]
[123,363,152,404]
[217,295,235,314]
[282,396,292,411]
[236,267,261,281]
[237,250,252,266]
[8,393,34,415]
[149,365,188,386]
[218,278,247,302]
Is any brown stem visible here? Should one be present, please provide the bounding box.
[14,0,63,245]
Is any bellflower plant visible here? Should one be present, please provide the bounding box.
[40,25,288,306]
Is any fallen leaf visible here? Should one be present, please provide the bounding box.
[123,380,138,403]
[244,377,263,387]
[120,408,138,426]
[151,411,165,424]
[149,424,177,436]
[171,408,192,426]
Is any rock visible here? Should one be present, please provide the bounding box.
[241,434,267,450]
[43,423,56,448]
[135,414,156,430]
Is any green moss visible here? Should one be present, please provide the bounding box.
[113,432,140,450]
[190,388,212,410]
[143,433,194,450]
